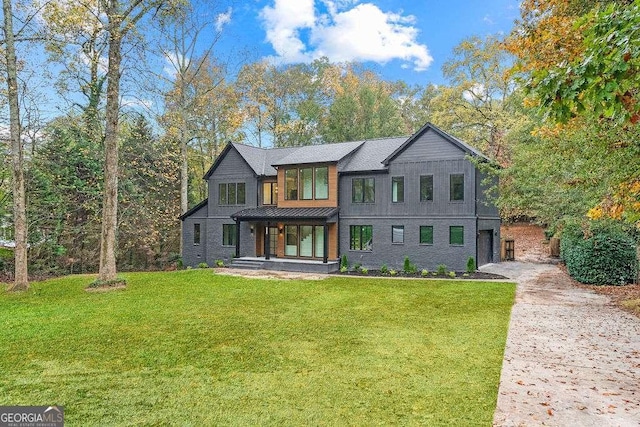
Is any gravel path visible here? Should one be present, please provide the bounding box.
[480,262,640,426]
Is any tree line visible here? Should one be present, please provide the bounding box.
[1,0,639,290]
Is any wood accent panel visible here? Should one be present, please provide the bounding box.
[328,223,338,260]
[277,164,338,208]
[256,225,264,256]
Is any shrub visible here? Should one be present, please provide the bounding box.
[421,269,429,277]
[380,264,389,275]
[561,220,638,285]
[436,264,447,275]
[448,271,456,278]
[361,267,368,275]
[340,266,348,273]
[215,259,225,267]
[389,269,397,276]
[176,258,184,269]
[197,262,209,269]
[340,254,349,270]
[353,262,362,272]
[403,256,417,274]
[466,257,476,273]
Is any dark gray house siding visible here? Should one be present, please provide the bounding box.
[182,202,208,265]
[181,123,501,270]
[338,127,499,270]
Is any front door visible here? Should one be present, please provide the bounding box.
[478,230,493,266]
[268,226,278,256]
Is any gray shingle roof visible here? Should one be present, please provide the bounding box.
[231,207,339,221]
[232,143,298,176]
[338,137,407,173]
[270,140,364,167]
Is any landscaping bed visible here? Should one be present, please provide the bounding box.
[333,269,507,280]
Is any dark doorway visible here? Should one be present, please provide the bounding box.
[478,230,494,266]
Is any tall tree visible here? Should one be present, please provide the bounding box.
[97,0,180,283]
[2,0,28,290]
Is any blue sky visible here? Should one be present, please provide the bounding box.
[213,0,520,86]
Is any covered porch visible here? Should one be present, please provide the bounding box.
[231,207,339,267]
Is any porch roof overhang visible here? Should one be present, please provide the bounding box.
[231,207,339,223]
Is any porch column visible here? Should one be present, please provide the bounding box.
[264,222,270,260]
[235,219,240,258]
[323,222,328,264]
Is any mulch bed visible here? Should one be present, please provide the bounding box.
[333,270,507,280]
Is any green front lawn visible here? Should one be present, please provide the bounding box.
[0,271,515,426]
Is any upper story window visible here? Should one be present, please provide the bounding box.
[352,177,375,203]
[219,182,246,205]
[420,175,433,201]
[284,166,328,200]
[263,181,277,205]
[450,174,464,201]
[392,176,404,203]
[285,169,298,200]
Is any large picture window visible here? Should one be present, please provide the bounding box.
[420,175,433,201]
[222,224,237,246]
[219,182,245,205]
[392,176,404,203]
[450,174,464,201]
[420,226,433,245]
[350,225,372,251]
[352,177,375,203]
[450,226,464,245]
[284,166,328,201]
[283,225,325,258]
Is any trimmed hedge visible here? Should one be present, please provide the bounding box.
[560,221,638,285]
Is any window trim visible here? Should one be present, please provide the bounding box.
[450,174,464,202]
[449,225,464,246]
[222,224,237,246]
[218,182,246,205]
[420,175,434,202]
[352,177,375,203]
[262,181,277,205]
[193,223,201,245]
[349,225,373,251]
[419,225,433,245]
[391,176,404,203]
[391,225,404,244]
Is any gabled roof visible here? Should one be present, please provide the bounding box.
[383,122,490,165]
[204,124,490,180]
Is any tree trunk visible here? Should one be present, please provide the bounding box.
[3,0,29,291]
[179,111,189,254]
[98,27,123,282]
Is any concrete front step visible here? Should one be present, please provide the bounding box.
[231,260,265,270]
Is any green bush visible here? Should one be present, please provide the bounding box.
[360,267,368,275]
[466,257,476,273]
[421,269,429,277]
[448,271,456,278]
[340,254,349,270]
[561,220,638,285]
[197,262,209,269]
[380,264,389,275]
[389,269,397,276]
[340,266,348,273]
[436,264,447,275]
[403,256,417,273]
[215,259,225,267]
[352,262,362,272]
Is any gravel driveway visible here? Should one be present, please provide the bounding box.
[480,262,640,427]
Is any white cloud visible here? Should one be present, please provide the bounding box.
[259,0,432,71]
[463,83,487,102]
[216,7,233,32]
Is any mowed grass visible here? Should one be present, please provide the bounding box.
[0,270,515,426]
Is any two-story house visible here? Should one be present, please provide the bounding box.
[180,123,500,272]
